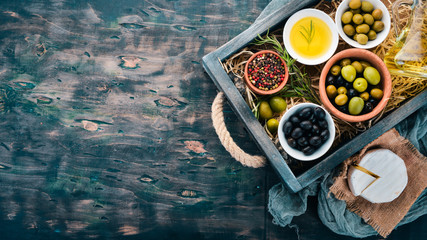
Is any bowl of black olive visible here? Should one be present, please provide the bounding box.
[278,103,335,161]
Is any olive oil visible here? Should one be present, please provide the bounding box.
[290,17,332,59]
[384,1,427,78]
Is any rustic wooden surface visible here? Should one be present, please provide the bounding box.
[0,0,425,239]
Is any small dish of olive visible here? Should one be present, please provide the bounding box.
[278,103,335,161]
[319,49,392,123]
[335,0,390,49]
[325,58,384,116]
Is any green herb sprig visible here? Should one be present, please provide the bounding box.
[299,20,315,48]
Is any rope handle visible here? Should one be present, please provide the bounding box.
[211,92,267,168]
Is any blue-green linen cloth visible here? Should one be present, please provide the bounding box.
[268,106,426,238]
[255,0,427,238]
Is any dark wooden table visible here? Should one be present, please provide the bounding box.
[0,1,425,239]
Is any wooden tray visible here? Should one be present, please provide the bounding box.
[202,0,427,193]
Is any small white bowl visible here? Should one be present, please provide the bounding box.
[335,0,391,49]
[283,9,339,65]
[278,103,335,161]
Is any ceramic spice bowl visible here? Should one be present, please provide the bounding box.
[244,50,289,95]
[319,48,392,122]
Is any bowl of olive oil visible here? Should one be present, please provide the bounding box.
[283,9,339,65]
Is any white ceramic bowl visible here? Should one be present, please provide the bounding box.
[278,103,335,161]
[335,0,391,49]
[283,9,339,65]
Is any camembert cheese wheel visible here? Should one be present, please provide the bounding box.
[347,149,408,203]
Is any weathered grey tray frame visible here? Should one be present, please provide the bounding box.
[202,0,427,193]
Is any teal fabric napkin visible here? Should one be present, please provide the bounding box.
[268,105,427,238]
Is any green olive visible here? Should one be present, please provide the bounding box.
[349,0,362,10]
[372,21,385,32]
[356,34,369,45]
[351,61,363,74]
[269,96,287,113]
[360,92,370,101]
[337,86,348,95]
[352,14,364,25]
[367,30,377,40]
[330,65,342,76]
[350,8,361,15]
[259,101,273,120]
[363,14,374,25]
[335,94,348,106]
[370,88,384,99]
[348,97,364,115]
[356,24,370,34]
[353,78,368,92]
[363,66,381,85]
[353,34,359,41]
[341,65,357,82]
[343,24,356,36]
[361,1,374,12]
[342,11,354,24]
[360,61,371,70]
[372,9,383,20]
[267,118,279,133]
[340,58,352,67]
[326,85,338,99]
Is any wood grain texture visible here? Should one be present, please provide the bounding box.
[0,0,425,240]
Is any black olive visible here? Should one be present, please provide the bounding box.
[309,136,322,146]
[313,107,325,120]
[300,120,313,131]
[337,105,349,114]
[302,146,315,155]
[318,119,328,129]
[368,98,378,106]
[291,127,303,139]
[287,138,297,148]
[298,107,313,119]
[290,116,300,126]
[309,115,318,127]
[283,121,293,137]
[320,129,329,141]
[364,102,373,112]
[343,81,352,90]
[336,75,345,86]
[348,88,357,98]
[312,124,320,135]
[326,74,335,86]
[297,137,308,147]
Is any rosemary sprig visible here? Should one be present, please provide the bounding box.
[299,20,315,47]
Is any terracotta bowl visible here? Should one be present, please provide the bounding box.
[319,49,391,122]
[244,50,289,95]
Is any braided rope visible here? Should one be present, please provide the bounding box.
[211,92,267,168]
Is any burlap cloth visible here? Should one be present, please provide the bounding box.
[330,128,427,238]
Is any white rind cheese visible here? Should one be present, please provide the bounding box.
[348,149,408,203]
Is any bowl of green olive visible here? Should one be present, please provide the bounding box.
[319,49,391,122]
[335,0,390,49]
